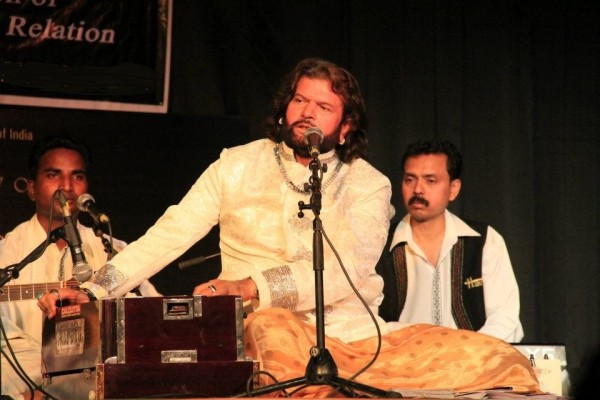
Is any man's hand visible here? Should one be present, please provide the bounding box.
[37,287,90,318]
[193,277,258,302]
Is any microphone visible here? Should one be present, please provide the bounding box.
[304,127,323,158]
[178,252,221,270]
[77,193,110,224]
[58,191,93,283]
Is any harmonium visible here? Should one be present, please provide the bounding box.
[42,295,257,399]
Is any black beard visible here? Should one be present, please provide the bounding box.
[282,120,341,158]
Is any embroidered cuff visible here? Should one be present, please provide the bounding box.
[89,263,127,295]
[262,265,298,311]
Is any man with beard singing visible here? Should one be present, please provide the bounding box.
[378,139,524,343]
[38,60,537,396]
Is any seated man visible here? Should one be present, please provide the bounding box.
[0,135,159,400]
[377,139,523,343]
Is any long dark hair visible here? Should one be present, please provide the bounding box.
[265,58,368,163]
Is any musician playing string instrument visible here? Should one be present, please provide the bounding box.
[0,135,159,400]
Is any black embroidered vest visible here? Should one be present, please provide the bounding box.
[376,220,488,331]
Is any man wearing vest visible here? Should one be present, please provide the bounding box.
[377,139,523,343]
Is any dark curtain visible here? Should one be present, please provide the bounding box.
[168,0,599,388]
[0,0,597,392]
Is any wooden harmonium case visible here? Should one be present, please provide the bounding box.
[97,295,256,399]
[100,295,246,363]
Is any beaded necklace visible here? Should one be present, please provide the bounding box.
[273,142,343,195]
[58,247,68,281]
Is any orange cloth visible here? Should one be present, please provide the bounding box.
[244,308,539,397]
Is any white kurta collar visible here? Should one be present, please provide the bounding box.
[390,210,481,251]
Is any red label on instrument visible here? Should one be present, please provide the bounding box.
[59,304,82,317]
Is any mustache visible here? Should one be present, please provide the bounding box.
[408,195,429,207]
[288,119,314,130]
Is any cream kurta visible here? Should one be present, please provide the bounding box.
[85,139,395,342]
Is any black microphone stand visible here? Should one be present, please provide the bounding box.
[92,221,117,260]
[238,156,400,398]
[0,227,65,288]
[0,226,65,399]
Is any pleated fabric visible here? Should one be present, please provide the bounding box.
[244,308,539,397]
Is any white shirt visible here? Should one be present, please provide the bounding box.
[389,210,524,342]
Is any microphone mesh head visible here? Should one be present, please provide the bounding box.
[304,127,323,144]
[76,193,95,212]
[72,262,93,283]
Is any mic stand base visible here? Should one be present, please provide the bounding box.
[237,348,401,398]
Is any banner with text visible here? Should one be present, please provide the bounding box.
[0,0,172,113]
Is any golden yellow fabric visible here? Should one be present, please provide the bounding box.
[244,308,539,397]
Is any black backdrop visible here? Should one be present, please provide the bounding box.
[0,0,598,392]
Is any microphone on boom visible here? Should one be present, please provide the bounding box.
[77,193,110,225]
[178,253,221,270]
